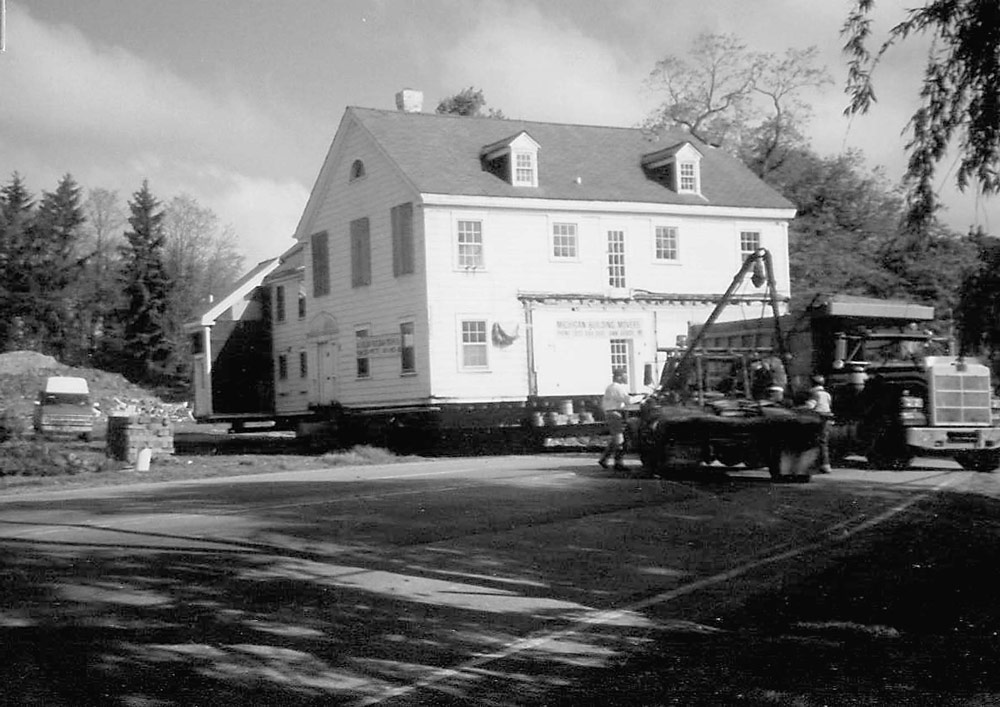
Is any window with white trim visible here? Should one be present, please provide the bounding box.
[457,220,484,269]
[460,320,489,369]
[299,351,308,379]
[513,151,536,187]
[679,161,698,192]
[400,321,416,374]
[655,226,678,261]
[740,230,761,260]
[552,223,577,259]
[610,339,630,381]
[607,230,626,288]
[355,327,370,379]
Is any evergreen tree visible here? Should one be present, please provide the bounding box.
[0,174,37,351]
[31,175,87,360]
[117,181,172,383]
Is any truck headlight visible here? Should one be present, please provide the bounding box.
[900,410,927,426]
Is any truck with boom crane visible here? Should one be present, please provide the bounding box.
[697,293,1000,471]
[633,248,826,481]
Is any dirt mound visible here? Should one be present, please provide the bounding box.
[0,351,189,427]
[0,350,60,375]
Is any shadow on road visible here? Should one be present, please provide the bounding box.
[2,468,1000,705]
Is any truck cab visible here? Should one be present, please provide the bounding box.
[33,376,95,441]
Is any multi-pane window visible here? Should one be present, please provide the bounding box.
[275,285,286,323]
[351,217,371,287]
[610,339,630,381]
[552,223,577,259]
[607,230,626,288]
[679,161,697,192]
[514,152,535,186]
[311,231,330,297]
[299,351,308,379]
[740,230,761,260]
[391,202,415,276]
[297,290,306,319]
[356,328,370,379]
[655,226,678,261]
[400,322,416,374]
[277,354,288,381]
[457,220,484,269]
[461,320,488,369]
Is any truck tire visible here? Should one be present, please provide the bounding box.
[864,421,912,470]
[955,451,1000,473]
[866,443,912,470]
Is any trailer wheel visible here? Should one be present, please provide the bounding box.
[716,447,744,468]
[955,451,1000,473]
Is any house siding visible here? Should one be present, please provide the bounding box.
[298,118,430,410]
[422,204,789,400]
[270,274,310,416]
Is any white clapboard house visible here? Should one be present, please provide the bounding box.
[203,90,797,429]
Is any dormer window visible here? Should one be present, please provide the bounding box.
[678,161,698,193]
[514,151,536,186]
[481,131,540,187]
[641,142,703,196]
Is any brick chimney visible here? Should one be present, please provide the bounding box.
[395,89,423,113]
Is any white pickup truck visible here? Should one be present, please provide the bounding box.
[33,376,95,441]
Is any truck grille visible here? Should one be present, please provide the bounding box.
[932,371,992,425]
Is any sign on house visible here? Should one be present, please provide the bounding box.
[357,333,401,357]
[555,318,645,338]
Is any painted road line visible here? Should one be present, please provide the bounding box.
[351,472,963,706]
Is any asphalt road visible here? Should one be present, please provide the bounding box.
[2,455,999,706]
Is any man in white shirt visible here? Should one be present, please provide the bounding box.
[803,375,834,473]
[599,368,633,471]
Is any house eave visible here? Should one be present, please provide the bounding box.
[420,193,796,219]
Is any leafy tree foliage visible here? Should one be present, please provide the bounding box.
[117,181,173,382]
[644,34,830,179]
[74,188,127,364]
[843,0,1000,233]
[161,194,245,379]
[767,149,904,307]
[956,230,1000,357]
[436,87,506,118]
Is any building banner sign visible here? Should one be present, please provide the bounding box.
[555,318,644,338]
[357,333,401,357]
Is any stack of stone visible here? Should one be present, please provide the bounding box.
[106,414,175,464]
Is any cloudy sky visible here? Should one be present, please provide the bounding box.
[0,0,989,267]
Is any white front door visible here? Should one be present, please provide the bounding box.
[315,341,337,405]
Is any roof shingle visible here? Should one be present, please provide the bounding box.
[349,107,794,210]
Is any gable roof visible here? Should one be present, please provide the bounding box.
[347,107,794,210]
[186,257,280,329]
[262,241,305,284]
